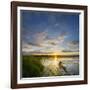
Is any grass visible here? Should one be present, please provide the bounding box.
[22,55,79,78]
[22,55,44,77]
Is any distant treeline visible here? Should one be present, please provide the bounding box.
[23,55,79,58]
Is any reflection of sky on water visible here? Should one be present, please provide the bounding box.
[41,57,79,76]
[63,60,79,75]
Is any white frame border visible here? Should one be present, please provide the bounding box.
[17,6,84,84]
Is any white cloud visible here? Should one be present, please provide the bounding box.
[66,40,79,52]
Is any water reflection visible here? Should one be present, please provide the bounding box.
[41,57,79,76]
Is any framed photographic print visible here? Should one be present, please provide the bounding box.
[11,1,88,89]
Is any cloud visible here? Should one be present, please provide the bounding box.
[70,41,79,45]
[32,31,47,45]
[28,42,43,47]
[46,31,68,46]
[22,42,34,53]
[66,40,79,52]
[23,31,48,47]
[24,31,68,47]
[22,42,31,49]
[62,50,77,52]
[46,39,58,46]
[67,40,79,47]
[48,41,57,45]
[57,32,68,42]
[22,30,69,54]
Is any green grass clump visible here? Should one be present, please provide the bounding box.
[22,55,44,77]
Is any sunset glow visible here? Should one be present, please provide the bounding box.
[21,10,80,77]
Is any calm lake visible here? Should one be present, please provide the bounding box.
[22,55,79,77]
[41,57,79,76]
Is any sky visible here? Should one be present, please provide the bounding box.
[21,10,79,55]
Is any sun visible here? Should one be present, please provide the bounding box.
[53,52,59,62]
[54,53,58,61]
[53,52,61,65]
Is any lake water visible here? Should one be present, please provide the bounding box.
[41,57,79,76]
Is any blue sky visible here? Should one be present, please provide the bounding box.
[21,10,79,54]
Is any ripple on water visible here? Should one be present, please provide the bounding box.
[41,57,79,76]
